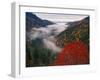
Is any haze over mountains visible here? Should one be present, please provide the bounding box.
[26,12,68,53]
[26,12,89,67]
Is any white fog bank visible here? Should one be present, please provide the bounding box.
[30,22,68,52]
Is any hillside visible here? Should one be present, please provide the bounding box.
[26,12,54,32]
[55,16,89,48]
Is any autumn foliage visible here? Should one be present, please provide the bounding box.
[55,41,89,65]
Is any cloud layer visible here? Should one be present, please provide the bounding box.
[29,22,68,52]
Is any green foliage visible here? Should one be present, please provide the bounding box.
[26,39,57,67]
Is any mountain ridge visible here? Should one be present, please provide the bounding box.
[55,16,89,48]
[26,12,54,32]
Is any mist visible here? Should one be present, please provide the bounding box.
[29,22,69,53]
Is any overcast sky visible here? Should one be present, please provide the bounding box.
[33,12,88,22]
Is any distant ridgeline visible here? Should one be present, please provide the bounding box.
[26,12,54,32]
[55,16,89,48]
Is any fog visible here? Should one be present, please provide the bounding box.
[29,22,69,52]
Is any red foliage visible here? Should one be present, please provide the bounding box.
[55,41,89,65]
